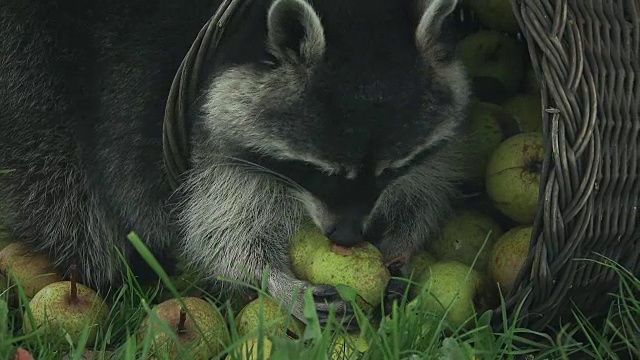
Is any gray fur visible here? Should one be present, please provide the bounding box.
[0,0,471,325]
[187,0,471,320]
[267,0,326,64]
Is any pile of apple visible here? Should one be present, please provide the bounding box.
[0,234,369,360]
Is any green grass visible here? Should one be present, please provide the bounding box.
[1,232,639,360]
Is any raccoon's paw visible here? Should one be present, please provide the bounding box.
[310,284,358,332]
[383,278,409,316]
[382,260,411,316]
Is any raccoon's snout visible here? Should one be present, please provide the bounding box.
[324,217,365,247]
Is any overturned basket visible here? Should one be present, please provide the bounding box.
[492,0,640,332]
[162,0,640,334]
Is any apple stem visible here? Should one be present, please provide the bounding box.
[69,264,78,304]
[532,160,543,173]
[178,307,187,333]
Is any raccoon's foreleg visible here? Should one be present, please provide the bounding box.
[0,164,128,292]
[366,143,465,314]
[179,164,355,327]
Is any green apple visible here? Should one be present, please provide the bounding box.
[460,101,520,187]
[23,266,110,346]
[307,242,390,310]
[290,223,390,309]
[138,297,230,360]
[0,243,63,299]
[408,250,437,279]
[227,335,273,360]
[332,333,370,360]
[289,221,324,280]
[465,0,521,33]
[235,295,304,339]
[407,250,438,297]
[457,31,526,99]
[485,132,544,224]
[489,226,532,294]
[428,209,503,271]
[503,94,543,133]
[410,261,485,328]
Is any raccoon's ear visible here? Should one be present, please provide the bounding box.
[267,0,325,64]
[414,0,459,53]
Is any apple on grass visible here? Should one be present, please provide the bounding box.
[23,265,110,347]
[485,132,544,224]
[0,243,63,302]
[408,261,486,329]
[332,333,370,360]
[235,295,304,338]
[138,296,230,360]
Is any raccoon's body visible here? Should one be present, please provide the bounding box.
[0,0,471,323]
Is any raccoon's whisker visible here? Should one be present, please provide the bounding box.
[244,168,302,190]
[216,156,305,192]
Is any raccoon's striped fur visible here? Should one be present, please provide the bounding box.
[0,0,471,324]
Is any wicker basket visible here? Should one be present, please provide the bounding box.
[163,0,640,334]
[488,0,640,332]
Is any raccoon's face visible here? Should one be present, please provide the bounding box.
[201,0,471,246]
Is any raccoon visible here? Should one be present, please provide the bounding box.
[0,0,471,326]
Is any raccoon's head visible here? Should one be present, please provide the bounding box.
[201,0,471,246]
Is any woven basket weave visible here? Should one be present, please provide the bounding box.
[493,0,640,332]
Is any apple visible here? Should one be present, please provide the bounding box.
[139,297,230,360]
[289,221,324,280]
[12,348,35,360]
[0,243,63,299]
[465,0,521,33]
[407,250,438,297]
[409,261,485,329]
[489,226,532,294]
[23,265,110,346]
[460,101,520,187]
[228,335,273,360]
[485,132,544,224]
[502,94,543,133]
[427,209,503,271]
[235,295,304,339]
[289,223,390,310]
[332,333,370,360]
[456,31,526,100]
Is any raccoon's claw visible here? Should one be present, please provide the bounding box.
[311,284,358,332]
[383,278,409,316]
[312,284,340,298]
[382,260,410,316]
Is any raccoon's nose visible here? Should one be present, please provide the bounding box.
[325,222,364,247]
